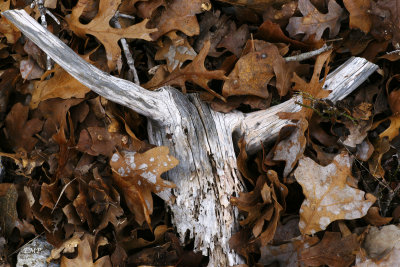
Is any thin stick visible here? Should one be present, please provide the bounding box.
[111,11,140,85]
[284,44,333,62]
[51,177,77,213]
[8,232,45,257]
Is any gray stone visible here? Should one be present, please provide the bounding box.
[17,237,59,267]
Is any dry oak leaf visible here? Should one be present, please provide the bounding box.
[144,40,226,100]
[273,118,308,177]
[294,152,376,235]
[300,232,360,267]
[150,0,211,40]
[4,102,43,152]
[60,237,111,267]
[343,0,372,33]
[30,64,90,109]
[231,170,288,246]
[222,41,291,98]
[372,114,400,141]
[155,36,197,72]
[110,147,178,226]
[66,0,155,70]
[286,0,344,41]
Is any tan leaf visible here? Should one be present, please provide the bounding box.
[371,115,400,141]
[343,0,372,33]
[66,0,156,70]
[364,207,392,226]
[286,0,344,41]
[60,237,111,267]
[144,40,226,100]
[30,65,90,109]
[110,147,178,226]
[294,152,376,235]
[223,41,291,98]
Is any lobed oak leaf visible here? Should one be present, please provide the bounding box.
[144,40,226,100]
[30,64,90,109]
[155,36,197,72]
[66,0,156,70]
[371,115,400,141]
[4,103,43,153]
[343,0,372,33]
[223,41,292,98]
[273,118,308,177]
[294,152,376,235]
[150,0,211,40]
[110,147,178,226]
[286,0,344,41]
[230,170,287,246]
[300,232,360,267]
[60,237,111,267]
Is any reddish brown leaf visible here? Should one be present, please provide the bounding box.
[110,147,178,226]
[144,40,226,99]
[300,232,360,267]
[5,103,43,152]
[343,0,372,33]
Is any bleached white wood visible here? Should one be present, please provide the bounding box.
[2,9,378,267]
[2,9,169,123]
[240,57,378,154]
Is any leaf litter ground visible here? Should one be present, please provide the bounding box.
[1,0,400,266]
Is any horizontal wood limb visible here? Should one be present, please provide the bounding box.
[240,57,378,154]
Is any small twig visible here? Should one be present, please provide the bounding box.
[51,177,77,213]
[8,232,45,257]
[31,0,60,71]
[284,44,332,62]
[111,11,140,85]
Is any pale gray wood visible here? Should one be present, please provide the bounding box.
[240,57,378,154]
[2,9,168,123]
[2,9,378,267]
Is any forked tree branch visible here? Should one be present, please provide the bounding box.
[3,9,379,154]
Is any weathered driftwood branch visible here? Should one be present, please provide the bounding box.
[241,57,378,154]
[3,9,378,267]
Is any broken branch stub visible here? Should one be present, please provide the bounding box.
[2,9,378,267]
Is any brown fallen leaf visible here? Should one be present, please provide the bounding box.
[286,0,344,41]
[259,235,320,266]
[144,40,226,100]
[223,41,292,98]
[230,170,288,246]
[300,232,360,267]
[30,64,90,109]
[150,0,211,40]
[110,147,178,226]
[66,0,155,70]
[343,0,372,33]
[364,207,392,226]
[60,236,111,267]
[273,118,308,177]
[155,36,197,72]
[294,152,376,235]
[4,103,43,152]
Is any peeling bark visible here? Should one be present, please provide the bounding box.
[3,9,378,267]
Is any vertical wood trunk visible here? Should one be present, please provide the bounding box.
[147,88,245,266]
